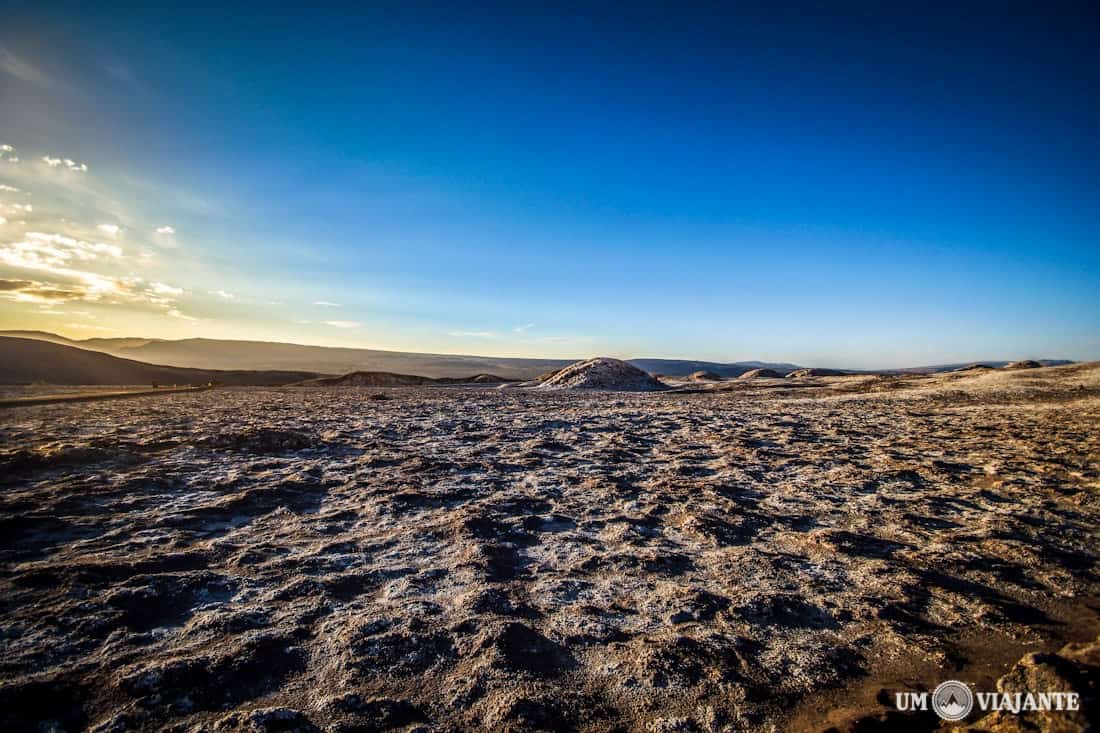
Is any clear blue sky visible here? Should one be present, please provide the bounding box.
[1,2,1097,367]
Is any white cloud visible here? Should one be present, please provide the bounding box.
[314,300,340,307]
[0,233,189,313]
[0,144,12,153]
[151,281,184,296]
[11,232,123,265]
[155,225,175,234]
[449,330,497,338]
[514,322,535,333]
[0,216,6,226]
[42,155,88,172]
[5,157,19,164]
[167,308,197,321]
[97,223,120,236]
[324,320,359,329]
[0,183,18,191]
[210,289,236,300]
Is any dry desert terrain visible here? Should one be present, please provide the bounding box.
[1,363,1099,732]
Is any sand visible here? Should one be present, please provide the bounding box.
[0,363,1098,731]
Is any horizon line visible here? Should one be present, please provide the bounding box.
[0,329,1080,372]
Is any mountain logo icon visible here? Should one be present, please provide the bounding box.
[932,680,974,721]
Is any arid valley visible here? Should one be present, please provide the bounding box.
[4,6,1100,730]
[2,361,1098,732]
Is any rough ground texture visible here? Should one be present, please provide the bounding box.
[536,358,667,392]
[0,364,1098,732]
[962,637,1099,732]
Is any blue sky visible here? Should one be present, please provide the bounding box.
[0,2,1097,367]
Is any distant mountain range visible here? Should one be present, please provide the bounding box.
[0,330,1076,384]
[869,360,1074,374]
[0,331,803,380]
[0,337,319,386]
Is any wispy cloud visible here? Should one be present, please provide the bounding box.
[324,320,359,329]
[0,277,105,303]
[210,289,236,300]
[0,184,20,192]
[8,232,122,265]
[514,322,535,333]
[449,330,497,338]
[155,225,175,234]
[151,281,184,297]
[314,300,340,307]
[42,156,88,172]
[0,46,54,87]
[97,223,120,236]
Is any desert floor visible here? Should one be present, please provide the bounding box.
[1,364,1098,732]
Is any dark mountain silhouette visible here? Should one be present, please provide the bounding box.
[0,337,319,386]
[0,331,802,379]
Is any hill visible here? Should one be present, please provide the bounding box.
[537,357,667,391]
[737,368,782,379]
[877,359,1072,374]
[0,337,319,386]
[0,331,804,379]
[630,358,798,378]
[297,372,512,387]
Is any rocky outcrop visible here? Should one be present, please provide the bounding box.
[737,368,781,379]
[537,358,667,391]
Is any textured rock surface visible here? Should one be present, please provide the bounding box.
[0,363,1098,731]
[537,357,667,391]
[962,638,1099,733]
[736,368,782,379]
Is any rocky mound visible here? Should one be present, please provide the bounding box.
[537,357,667,391]
[953,363,995,372]
[965,636,1099,732]
[688,370,722,381]
[439,373,511,384]
[1003,360,1043,370]
[302,372,437,387]
[301,372,511,387]
[786,368,848,378]
[738,368,782,380]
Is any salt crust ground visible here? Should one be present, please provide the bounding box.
[0,364,1098,732]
